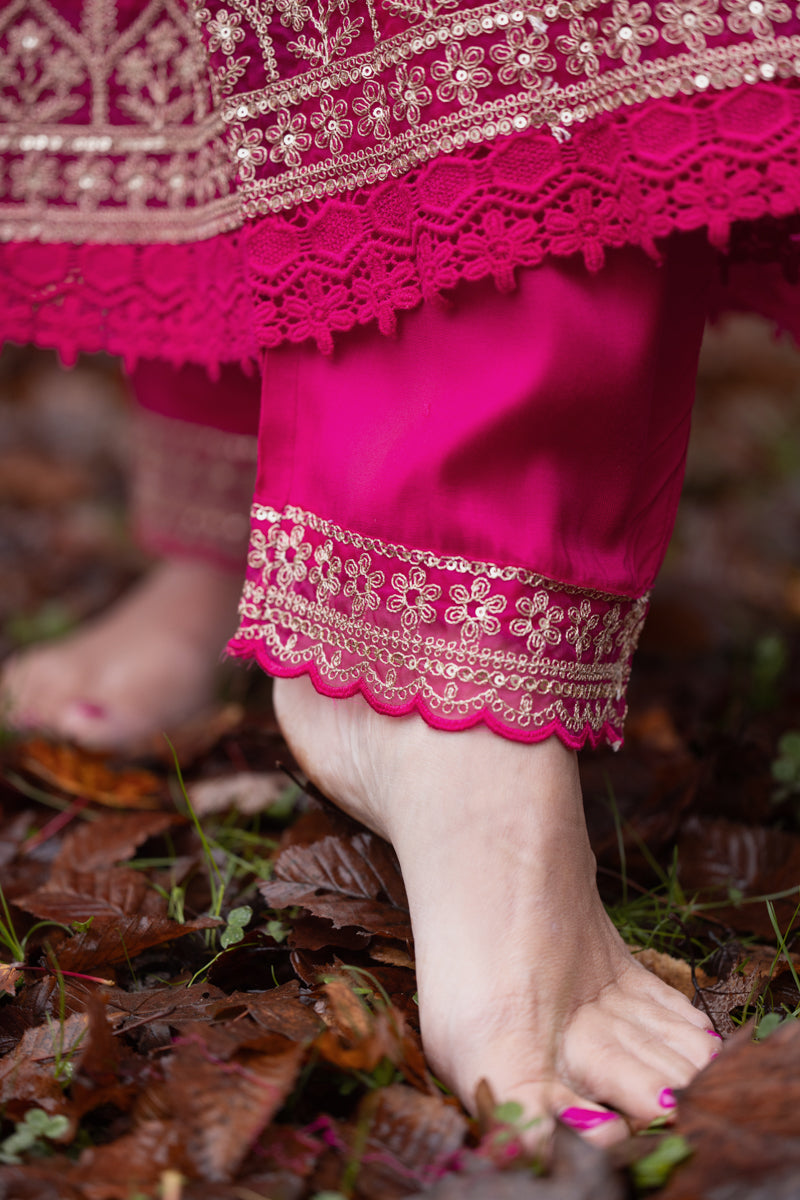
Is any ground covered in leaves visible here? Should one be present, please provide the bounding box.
[2,325,800,1199]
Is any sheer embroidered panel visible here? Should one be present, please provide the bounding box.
[132,410,257,569]
[0,0,240,243]
[229,504,650,747]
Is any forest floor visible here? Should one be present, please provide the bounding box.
[1,321,800,1200]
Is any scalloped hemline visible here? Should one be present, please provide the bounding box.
[226,637,626,752]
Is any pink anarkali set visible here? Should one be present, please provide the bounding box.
[2,0,799,747]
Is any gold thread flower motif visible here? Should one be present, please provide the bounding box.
[232,126,269,181]
[555,16,605,76]
[445,578,506,644]
[431,43,491,105]
[9,153,60,203]
[490,28,556,88]
[344,554,385,618]
[268,523,313,588]
[722,0,790,34]
[265,110,311,168]
[386,567,442,630]
[510,591,565,654]
[205,9,246,54]
[655,0,724,49]
[276,0,313,32]
[310,96,353,153]
[388,64,433,123]
[566,600,600,659]
[593,604,623,659]
[600,1,658,62]
[353,82,392,140]
[309,540,343,604]
[63,156,114,209]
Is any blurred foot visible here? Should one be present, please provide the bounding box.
[1,560,242,751]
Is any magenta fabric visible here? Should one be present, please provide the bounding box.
[229,238,715,746]
[128,360,260,436]
[126,361,260,570]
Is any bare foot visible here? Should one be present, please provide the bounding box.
[273,675,718,1147]
[0,560,242,751]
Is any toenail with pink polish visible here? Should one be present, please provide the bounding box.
[560,1107,620,1131]
[74,700,108,720]
[658,1088,676,1109]
[710,1051,719,1059]
[707,1030,722,1039]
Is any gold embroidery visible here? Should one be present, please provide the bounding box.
[0,1,240,244]
[132,410,257,565]
[233,503,650,741]
[192,0,800,217]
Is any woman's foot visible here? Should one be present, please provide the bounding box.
[0,560,243,752]
[273,675,718,1147]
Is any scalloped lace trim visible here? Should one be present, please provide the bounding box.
[0,233,256,369]
[245,88,800,351]
[228,503,650,748]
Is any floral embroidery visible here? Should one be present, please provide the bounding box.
[309,539,343,603]
[600,0,658,61]
[310,96,353,153]
[276,0,313,32]
[264,111,312,168]
[232,127,269,181]
[556,16,605,76]
[431,44,491,106]
[353,82,392,140]
[566,600,600,659]
[388,64,433,124]
[490,27,556,88]
[269,524,313,587]
[344,553,385,618]
[722,0,790,35]
[510,591,565,654]
[654,0,724,48]
[386,567,441,630]
[205,8,245,52]
[445,578,507,643]
[231,505,652,747]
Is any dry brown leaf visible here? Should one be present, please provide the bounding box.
[0,964,22,997]
[631,947,715,1000]
[161,1038,306,1181]
[678,816,800,939]
[664,1019,800,1198]
[0,1011,88,1118]
[261,831,412,940]
[53,811,179,872]
[353,1084,468,1198]
[189,770,288,816]
[19,739,163,809]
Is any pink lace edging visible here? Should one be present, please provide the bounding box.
[244,86,800,352]
[229,503,650,752]
[226,640,625,749]
[0,233,257,371]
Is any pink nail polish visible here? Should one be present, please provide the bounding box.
[560,1107,619,1131]
[74,701,108,720]
[706,1030,722,1039]
[659,1088,676,1110]
[710,1052,719,1060]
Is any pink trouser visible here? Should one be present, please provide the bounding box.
[229,237,718,749]
[126,361,260,572]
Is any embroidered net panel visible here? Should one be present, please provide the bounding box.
[131,409,257,569]
[228,504,649,747]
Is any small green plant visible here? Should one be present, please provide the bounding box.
[750,633,787,712]
[772,731,800,804]
[631,1134,692,1191]
[220,904,253,949]
[0,1109,70,1164]
[0,882,71,962]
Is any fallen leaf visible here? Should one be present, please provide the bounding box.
[19,739,163,809]
[53,811,180,872]
[261,831,411,940]
[189,770,289,816]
